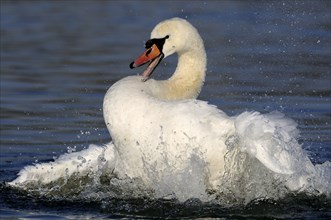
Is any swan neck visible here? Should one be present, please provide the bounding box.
[162,47,206,100]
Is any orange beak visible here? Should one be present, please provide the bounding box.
[130,44,164,82]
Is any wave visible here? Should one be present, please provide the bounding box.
[8,113,331,206]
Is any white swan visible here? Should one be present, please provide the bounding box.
[103,17,301,190]
[9,18,330,200]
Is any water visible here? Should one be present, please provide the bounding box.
[1,0,330,219]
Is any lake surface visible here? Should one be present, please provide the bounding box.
[1,1,330,219]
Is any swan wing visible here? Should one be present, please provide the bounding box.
[235,111,300,174]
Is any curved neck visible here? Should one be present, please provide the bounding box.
[150,46,207,100]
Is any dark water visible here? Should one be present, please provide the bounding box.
[1,0,330,219]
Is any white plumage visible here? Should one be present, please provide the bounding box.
[102,18,301,190]
[9,18,330,199]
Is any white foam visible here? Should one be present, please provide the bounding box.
[9,143,115,187]
[8,112,331,204]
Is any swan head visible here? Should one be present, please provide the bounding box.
[130,17,204,81]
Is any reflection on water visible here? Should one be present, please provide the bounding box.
[0,0,330,218]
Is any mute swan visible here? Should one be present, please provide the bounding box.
[103,17,302,190]
[10,18,327,199]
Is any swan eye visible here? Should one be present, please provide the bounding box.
[144,35,169,50]
[145,40,153,49]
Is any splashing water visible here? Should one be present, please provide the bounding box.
[7,112,331,207]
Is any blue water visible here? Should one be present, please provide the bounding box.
[1,1,330,219]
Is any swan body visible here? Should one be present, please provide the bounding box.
[103,18,298,189]
[104,76,235,187]
[9,18,330,200]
